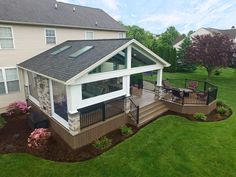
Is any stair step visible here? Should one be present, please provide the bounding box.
[138,107,169,127]
[139,104,167,120]
[140,101,164,113]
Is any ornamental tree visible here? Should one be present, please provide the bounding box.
[186,33,235,79]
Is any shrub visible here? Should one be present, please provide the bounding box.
[28,128,51,151]
[216,100,224,107]
[7,101,30,116]
[120,125,133,136]
[216,107,228,115]
[93,136,112,150]
[193,112,207,120]
[0,115,6,128]
[214,70,221,76]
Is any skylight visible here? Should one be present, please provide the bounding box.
[51,46,71,55]
[69,46,94,58]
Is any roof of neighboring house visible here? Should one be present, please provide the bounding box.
[0,0,126,32]
[18,38,170,83]
[172,35,186,45]
[19,39,132,82]
[204,28,236,39]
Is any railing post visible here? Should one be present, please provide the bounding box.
[137,106,140,124]
[206,90,210,105]
[204,81,207,91]
[102,103,106,121]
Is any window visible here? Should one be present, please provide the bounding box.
[51,46,71,55]
[0,27,14,49]
[118,32,126,39]
[45,29,56,44]
[52,81,68,121]
[28,72,39,100]
[131,48,156,68]
[89,49,127,74]
[82,77,123,99]
[69,46,94,58]
[85,31,94,40]
[0,67,20,95]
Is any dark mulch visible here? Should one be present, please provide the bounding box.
[0,113,138,162]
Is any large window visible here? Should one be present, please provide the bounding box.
[131,48,156,67]
[85,31,94,40]
[45,29,56,44]
[0,27,14,49]
[82,77,123,99]
[0,68,20,95]
[89,50,127,74]
[52,81,68,121]
[28,72,39,100]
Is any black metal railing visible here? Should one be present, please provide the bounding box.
[79,97,125,129]
[129,97,139,124]
[161,79,218,105]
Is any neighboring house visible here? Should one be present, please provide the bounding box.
[18,38,170,148]
[0,0,127,109]
[173,27,236,49]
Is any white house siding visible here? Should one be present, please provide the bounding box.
[173,28,212,49]
[0,23,126,108]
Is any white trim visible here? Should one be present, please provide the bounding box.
[29,95,40,106]
[0,66,20,95]
[0,25,15,50]
[0,20,127,32]
[66,39,170,85]
[73,64,162,85]
[156,69,163,86]
[44,28,57,45]
[66,40,134,84]
[85,31,94,40]
[18,66,65,84]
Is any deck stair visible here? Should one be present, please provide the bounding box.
[137,101,169,127]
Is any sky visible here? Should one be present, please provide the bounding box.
[59,0,236,34]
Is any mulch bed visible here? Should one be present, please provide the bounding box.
[0,103,232,162]
[0,113,138,162]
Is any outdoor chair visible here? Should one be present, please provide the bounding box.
[172,89,183,102]
[197,90,208,101]
[187,81,198,91]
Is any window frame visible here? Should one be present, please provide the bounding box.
[44,28,57,45]
[0,25,15,49]
[85,31,94,40]
[0,67,20,95]
[118,32,126,39]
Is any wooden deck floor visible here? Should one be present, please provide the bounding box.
[131,87,156,108]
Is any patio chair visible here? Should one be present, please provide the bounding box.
[162,80,172,89]
[172,88,183,102]
[187,81,198,91]
[197,90,208,101]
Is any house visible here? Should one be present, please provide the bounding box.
[18,38,170,148]
[173,27,236,49]
[0,0,127,110]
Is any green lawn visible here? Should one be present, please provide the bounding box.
[1,68,236,177]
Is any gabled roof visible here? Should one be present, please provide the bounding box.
[18,39,170,83]
[205,28,236,39]
[0,0,126,32]
[172,35,186,45]
[19,39,131,82]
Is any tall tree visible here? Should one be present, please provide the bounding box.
[127,25,150,47]
[176,35,196,72]
[186,33,234,79]
[157,26,180,46]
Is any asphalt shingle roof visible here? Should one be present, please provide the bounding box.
[18,39,132,82]
[0,0,126,32]
[205,28,236,40]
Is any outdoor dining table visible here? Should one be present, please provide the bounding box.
[178,88,193,97]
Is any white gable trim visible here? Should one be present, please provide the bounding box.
[65,39,170,85]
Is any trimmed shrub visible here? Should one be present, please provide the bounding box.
[28,128,51,151]
[216,100,224,107]
[216,107,228,115]
[0,115,6,128]
[93,136,112,150]
[193,112,207,120]
[7,101,30,116]
[120,125,133,136]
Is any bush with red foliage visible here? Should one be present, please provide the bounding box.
[7,101,30,116]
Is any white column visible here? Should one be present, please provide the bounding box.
[156,69,163,86]
[125,46,132,97]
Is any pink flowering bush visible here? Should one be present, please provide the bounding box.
[7,101,30,116]
[27,128,51,151]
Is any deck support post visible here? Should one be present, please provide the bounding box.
[124,97,131,114]
[68,112,81,136]
[155,69,163,100]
